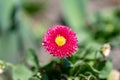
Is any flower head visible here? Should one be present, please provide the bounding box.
[42,25,78,58]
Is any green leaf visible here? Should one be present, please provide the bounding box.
[41,73,48,80]
[26,49,40,72]
[71,63,99,77]
[82,44,102,60]
[19,19,36,50]
[61,0,88,31]
[79,74,87,79]
[79,73,97,80]
[0,33,19,63]
[99,59,112,79]
[12,64,33,80]
[29,77,40,80]
[61,0,91,44]
[0,0,13,33]
[22,0,45,15]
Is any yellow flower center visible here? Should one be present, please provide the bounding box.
[55,36,66,46]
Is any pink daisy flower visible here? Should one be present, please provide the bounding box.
[42,25,78,58]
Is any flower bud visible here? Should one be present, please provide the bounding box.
[102,43,111,58]
[0,61,5,74]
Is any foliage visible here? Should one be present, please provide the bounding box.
[88,9,120,46]
[0,45,112,80]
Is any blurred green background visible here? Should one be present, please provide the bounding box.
[0,0,120,79]
[0,0,120,66]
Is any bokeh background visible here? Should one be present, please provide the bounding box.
[0,0,120,79]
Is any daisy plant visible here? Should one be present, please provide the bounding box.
[0,25,112,80]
